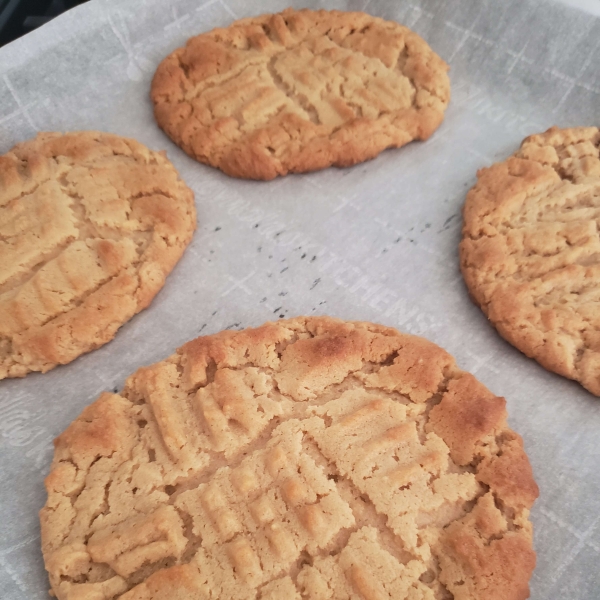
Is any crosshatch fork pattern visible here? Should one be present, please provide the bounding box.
[39,317,538,599]
[0,0,600,599]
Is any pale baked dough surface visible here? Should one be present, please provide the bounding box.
[0,131,196,379]
[41,317,537,600]
[460,126,600,395]
[151,9,450,180]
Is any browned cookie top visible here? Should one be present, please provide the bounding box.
[460,126,600,395]
[41,316,537,600]
[151,9,450,180]
[0,131,196,378]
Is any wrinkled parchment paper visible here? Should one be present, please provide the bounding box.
[1,0,599,597]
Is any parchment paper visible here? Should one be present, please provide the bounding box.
[1,0,599,597]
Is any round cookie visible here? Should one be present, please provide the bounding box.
[0,131,196,378]
[460,126,600,395]
[151,9,450,180]
[40,316,538,600]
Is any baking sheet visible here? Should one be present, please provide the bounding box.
[1,0,599,597]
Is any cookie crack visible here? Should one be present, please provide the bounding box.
[303,429,418,563]
[265,54,319,125]
[321,30,418,109]
[180,56,271,107]
[0,163,55,210]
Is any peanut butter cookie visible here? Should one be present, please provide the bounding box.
[40,317,537,600]
[151,9,450,180]
[460,126,600,395]
[0,131,196,379]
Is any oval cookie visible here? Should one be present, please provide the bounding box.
[151,9,450,180]
[0,131,196,378]
[40,317,537,600]
[460,126,600,395]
